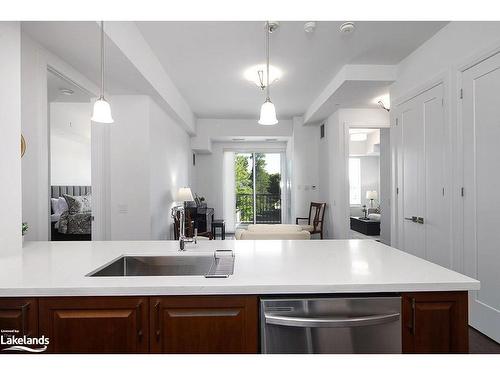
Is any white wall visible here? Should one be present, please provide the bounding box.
[149,98,191,240]
[108,96,151,240]
[106,95,192,241]
[192,118,293,153]
[379,128,391,245]
[317,115,334,238]
[291,117,319,221]
[50,102,92,186]
[392,22,500,100]
[0,22,22,252]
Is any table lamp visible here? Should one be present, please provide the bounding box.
[366,190,378,208]
[176,187,194,204]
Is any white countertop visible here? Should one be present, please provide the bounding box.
[0,240,479,296]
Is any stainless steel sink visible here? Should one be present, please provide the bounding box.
[87,251,234,278]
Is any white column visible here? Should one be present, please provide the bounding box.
[0,22,22,253]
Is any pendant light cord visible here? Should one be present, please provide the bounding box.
[100,20,105,99]
[265,21,270,100]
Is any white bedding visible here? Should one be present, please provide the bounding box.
[367,213,381,222]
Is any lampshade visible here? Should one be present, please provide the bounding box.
[91,98,114,124]
[176,187,194,202]
[258,98,278,125]
[366,190,378,200]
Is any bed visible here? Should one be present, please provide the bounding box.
[51,185,92,241]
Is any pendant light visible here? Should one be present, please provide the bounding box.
[258,21,278,125]
[91,21,114,124]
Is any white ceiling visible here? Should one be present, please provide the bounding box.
[48,70,91,103]
[22,21,447,122]
[22,21,150,95]
[136,21,447,119]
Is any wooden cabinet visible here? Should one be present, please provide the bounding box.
[1,292,468,354]
[150,295,258,353]
[402,292,468,353]
[39,297,149,353]
[0,298,38,350]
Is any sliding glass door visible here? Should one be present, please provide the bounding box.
[235,152,281,225]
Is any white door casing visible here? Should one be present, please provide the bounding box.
[462,51,500,343]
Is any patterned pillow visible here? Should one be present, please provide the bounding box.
[63,194,92,214]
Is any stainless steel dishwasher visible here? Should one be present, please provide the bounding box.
[260,296,401,353]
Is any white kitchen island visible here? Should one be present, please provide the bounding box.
[0,240,479,296]
[0,240,479,354]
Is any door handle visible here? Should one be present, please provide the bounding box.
[154,301,161,341]
[135,302,143,340]
[264,312,400,328]
[20,302,30,336]
[404,216,417,222]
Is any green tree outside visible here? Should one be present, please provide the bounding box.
[235,153,281,223]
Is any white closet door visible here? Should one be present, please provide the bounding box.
[462,52,500,343]
[399,102,425,258]
[422,84,449,267]
[397,83,448,264]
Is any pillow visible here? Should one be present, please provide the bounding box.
[57,197,68,214]
[51,197,69,216]
[51,198,59,214]
[247,224,302,232]
[63,193,92,214]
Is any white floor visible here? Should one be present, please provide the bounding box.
[350,229,380,241]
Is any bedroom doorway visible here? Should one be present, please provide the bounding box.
[347,127,390,244]
[48,69,93,241]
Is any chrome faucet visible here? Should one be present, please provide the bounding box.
[172,205,197,251]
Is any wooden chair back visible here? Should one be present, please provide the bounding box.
[308,202,326,231]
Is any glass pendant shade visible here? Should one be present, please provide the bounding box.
[258,98,278,125]
[91,97,114,123]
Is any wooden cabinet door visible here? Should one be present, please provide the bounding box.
[150,295,258,353]
[0,298,38,351]
[402,292,468,353]
[39,297,148,353]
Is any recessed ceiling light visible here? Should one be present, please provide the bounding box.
[59,88,74,95]
[340,22,355,34]
[244,64,282,89]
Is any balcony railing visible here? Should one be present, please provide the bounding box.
[236,193,281,224]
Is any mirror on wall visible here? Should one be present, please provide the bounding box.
[47,70,92,241]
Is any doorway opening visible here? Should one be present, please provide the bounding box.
[348,128,390,243]
[234,152,282,226]
[48,69,93,241]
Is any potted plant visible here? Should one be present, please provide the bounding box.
[22,222,28,245]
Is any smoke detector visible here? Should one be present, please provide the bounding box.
[304,21,316,33]
[340,22,355,34]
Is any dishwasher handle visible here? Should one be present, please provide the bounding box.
[264,312,400,328]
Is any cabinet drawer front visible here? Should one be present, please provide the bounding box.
[39,297,148,353]
[151,296,258,353]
